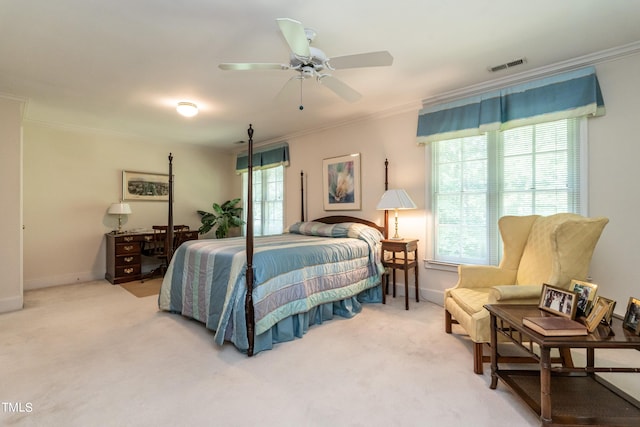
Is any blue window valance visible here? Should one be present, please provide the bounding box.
[235,142,290,173]
[417,66,605,144]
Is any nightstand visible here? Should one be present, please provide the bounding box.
[381,238,419,310]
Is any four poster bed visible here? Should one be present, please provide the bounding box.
[158,125,389,356]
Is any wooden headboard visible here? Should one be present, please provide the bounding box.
[313,215,386,236]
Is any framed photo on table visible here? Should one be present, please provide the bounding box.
[623,297,640,333]
[583,296,616,332]
[569,279,598,315]
[122,170,170,201]
[322,153,361,211]
[539,284,579,319]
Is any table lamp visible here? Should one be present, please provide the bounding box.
[108,202,132,233]
[376,189,416,240]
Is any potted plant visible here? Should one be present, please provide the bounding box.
[197,198,245,239]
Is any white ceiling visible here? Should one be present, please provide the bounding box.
[2,1,640,150]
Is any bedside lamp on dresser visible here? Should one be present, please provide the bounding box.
[108,202,132,234]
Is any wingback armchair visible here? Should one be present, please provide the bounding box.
[444,213,609,374]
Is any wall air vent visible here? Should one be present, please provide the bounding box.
[488,57,527,72]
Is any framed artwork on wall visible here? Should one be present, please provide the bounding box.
[122,170,170,201]
[322,153,361,211]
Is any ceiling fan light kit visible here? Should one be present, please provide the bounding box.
[218,18,393,108]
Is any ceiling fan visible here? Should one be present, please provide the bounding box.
[219,18,393,108]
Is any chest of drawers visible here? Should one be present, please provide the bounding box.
[105,233,153,284]
[105,230,199,284]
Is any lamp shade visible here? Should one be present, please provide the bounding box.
[108,202,132,215]
[376,189,417,210]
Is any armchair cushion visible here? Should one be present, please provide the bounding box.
[449,287,493,316]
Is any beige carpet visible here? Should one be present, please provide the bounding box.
[119,278,163,297]
[1,280,544,427]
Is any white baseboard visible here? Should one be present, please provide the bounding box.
[388,284,444,307]
[24,271,104,291]
[0,295,23,313]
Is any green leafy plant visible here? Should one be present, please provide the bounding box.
[197,198,245,239]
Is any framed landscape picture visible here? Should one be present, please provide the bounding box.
[122,170,170,201]
[539,284,579,319]
[322,153,361,211]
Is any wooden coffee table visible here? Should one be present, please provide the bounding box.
[485,304,640,426]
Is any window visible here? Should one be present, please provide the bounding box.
[242,165,285,236]
[430,118,584,266]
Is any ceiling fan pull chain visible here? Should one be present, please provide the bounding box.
[299,78,304,110]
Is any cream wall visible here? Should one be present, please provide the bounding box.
[587,53,640,314]
[22,123,235,289]
[0,97,23,312]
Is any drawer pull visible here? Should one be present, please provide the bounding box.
[123,245,134,251]
[124,268,134,274]
[124,256,134,263]
[124,236,134,242]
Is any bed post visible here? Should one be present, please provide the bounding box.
[383,158,389,239]
[300,170,304,222]
[245,125,255,357]
[167,153,175,262]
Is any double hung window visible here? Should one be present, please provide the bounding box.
[242,165,285,236]
[430,117,584,265]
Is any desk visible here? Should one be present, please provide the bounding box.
[485,304,640,426]
[380,238,418,310]
[105,229,197,284]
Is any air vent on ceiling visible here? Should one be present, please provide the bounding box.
[488,57,527,72]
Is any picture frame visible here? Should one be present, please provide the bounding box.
[122,170,170,201]
[539,284,579,319]
[594,296,617,326]
[583,296,615,332]
[569,279,598,316]
[622,297,640,333]
[322,153,361,211]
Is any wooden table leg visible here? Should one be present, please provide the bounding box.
[392,269,396,297]
[404,263,409,310]
[490,314,499,389]
[414,247,419,302]
[540,347,552,424]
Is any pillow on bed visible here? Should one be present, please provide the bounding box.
[288,221,347,237]
[289,221,383,241]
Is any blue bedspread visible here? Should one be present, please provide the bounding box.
[158,222,384,353]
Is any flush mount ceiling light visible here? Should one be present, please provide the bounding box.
[176,101,198,117]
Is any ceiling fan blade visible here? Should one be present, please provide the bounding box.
[275,74,304,102]
[318,75,362,103]
[328,51,393,70]
[219,63,289,71]
[276,18,311,59]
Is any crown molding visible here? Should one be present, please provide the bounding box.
[421,40,640,107]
